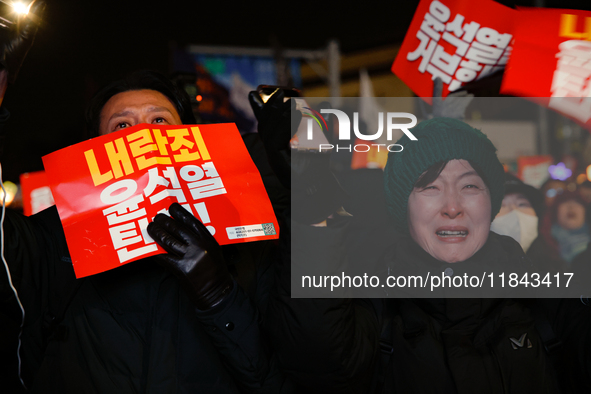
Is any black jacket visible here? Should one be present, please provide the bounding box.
[266,217,591,393]
[2,205,289,393]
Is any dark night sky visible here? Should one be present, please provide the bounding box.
[1,0,590,182]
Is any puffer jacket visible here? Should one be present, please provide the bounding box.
[266,217,591,393]
[1,206,290,393]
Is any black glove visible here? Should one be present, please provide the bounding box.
[0,0,45,83]
[248,89,301,189]
[249,91,346,224]
[147,203,233,310]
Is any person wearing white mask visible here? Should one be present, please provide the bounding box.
[490,173,544,253]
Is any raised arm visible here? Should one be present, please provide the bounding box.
[0,0,45,107]
[249,90,381,393]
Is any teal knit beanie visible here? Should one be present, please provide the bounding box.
[384,117,505,234]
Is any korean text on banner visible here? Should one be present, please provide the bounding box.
[501,8,591,129]
[392,0,515,103]
[42,123,279,278]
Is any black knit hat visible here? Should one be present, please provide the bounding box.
[383,117,505,234]
[503,173,545,218]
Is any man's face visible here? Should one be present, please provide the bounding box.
[407,160,492,263]
[99,89,182,135]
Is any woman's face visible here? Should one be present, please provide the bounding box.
[557,200,586,230]
[408,160,492,263]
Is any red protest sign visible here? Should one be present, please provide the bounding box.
[42,123,279,278]
[392,0,515,103]
[501,8,591,129]
[20,171,54,216]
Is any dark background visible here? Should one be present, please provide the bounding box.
[2,0,590,182]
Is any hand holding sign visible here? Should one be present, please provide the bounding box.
[148,203,233,310]
[43,123,279,278]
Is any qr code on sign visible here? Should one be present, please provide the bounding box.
[262,223,276,236]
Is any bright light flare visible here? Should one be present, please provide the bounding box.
[12,2,30,15]
[1,180,17,206]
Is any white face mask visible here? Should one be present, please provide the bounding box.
[490,210,538,253]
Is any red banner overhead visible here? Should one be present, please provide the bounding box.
[501,8,591,129]
[393,0,515,102]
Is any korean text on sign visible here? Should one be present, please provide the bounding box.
[393,0,515,100]
[43,123,279,278]
[500,8,591,130]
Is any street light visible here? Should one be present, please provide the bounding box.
[0,0,33,29]
[1,180,17,206]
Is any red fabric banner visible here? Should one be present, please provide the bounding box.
[501,7,591,129]
[42,123,279,278]
[392,0,515,102]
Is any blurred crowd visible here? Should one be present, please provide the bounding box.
[493,175,591,274]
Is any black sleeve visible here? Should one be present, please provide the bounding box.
[241,132,289,216]
[1,206,77,385]
[0,106,10,159]
[195,281,296,393]
[3,206,75,311]
[265,215,380,393]
[537,298,591,393]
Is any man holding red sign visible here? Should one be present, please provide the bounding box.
[1,24,291,394]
